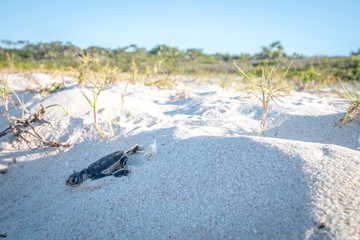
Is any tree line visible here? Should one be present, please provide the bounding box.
[0,40,359,83]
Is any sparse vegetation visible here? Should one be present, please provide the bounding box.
[80,78,109,141]
[1,40,359,87]
[0,81,70,148]
[77,51,97,87]
[233,61,293,136]
[41,82,66,96]
[0,39,359,143]
[337,77,360,125]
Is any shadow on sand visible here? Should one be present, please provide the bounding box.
[0,127,330,239]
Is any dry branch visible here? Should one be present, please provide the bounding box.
[0,103,70,149]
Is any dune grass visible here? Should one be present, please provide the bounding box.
[80,78,110,141]
[77,51,98,87]
[233,61,293,136]
[337,77,360,125]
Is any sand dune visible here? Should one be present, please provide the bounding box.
[1,74,359,239]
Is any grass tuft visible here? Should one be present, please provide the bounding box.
[233,61,293,136]
[337,77,360,125]
[77,51,99,87]
[80,78,110,141]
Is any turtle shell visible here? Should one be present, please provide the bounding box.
[86,151,128,177]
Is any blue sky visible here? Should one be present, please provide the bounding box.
[1,0,359,56]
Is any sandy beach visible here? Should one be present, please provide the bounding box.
[1,73,360,239]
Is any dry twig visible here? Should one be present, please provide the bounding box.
[1,83,70,149]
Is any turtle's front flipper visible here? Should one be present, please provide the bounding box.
[113,169,130,177]
[91,173,113,180]
[125,144,140,155]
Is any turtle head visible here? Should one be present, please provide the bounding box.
[66,171,84,187]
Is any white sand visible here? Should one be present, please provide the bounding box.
[1,74,360,239]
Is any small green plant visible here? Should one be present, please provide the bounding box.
[337,77,360,125]
[129,57,138,84]
[29,74,66,96]
[42,82,66,96]
[80,78,110,141]
[61,102,70,123]
[95,61,119,84]
[77,51,98,87]
[233,61,293,136]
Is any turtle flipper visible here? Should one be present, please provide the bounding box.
[91,173,112,180]
[125,144,140,155]
[113,169,130,177]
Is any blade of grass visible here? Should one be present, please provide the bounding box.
[80,89,94,108]
[337,77,353,102]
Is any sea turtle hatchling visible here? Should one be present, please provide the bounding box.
[66,144,140,187]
